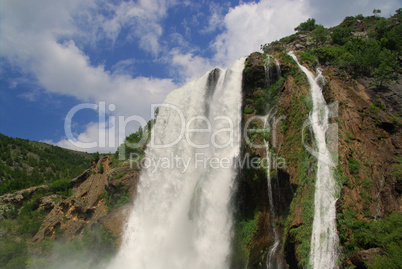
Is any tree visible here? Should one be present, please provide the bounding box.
[331,27,352,45]
[295,18,317,32]
[311,25,328,47]
[373,9,381,16]
[373,50,398,87]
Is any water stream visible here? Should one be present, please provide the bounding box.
[289,51,340,269]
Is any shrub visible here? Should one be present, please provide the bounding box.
[331,26,352,45]
[348,158,361,175]
[51,178,71,196]
[244,107,254,114]
[295,18,317,32]
[233,211,261,265]
[312,25,328,47]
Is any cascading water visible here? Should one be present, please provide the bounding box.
[288,52,339,269]
[107,58,245,269]
[263,56,284,269]
[263,115,283,269]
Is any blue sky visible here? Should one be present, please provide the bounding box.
[1,0,400,152]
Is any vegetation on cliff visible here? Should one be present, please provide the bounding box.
[0,133,94,195]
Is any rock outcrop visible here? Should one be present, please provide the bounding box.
[32,156,140,245]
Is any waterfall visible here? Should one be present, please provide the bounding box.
[288,52,339,269]
[107,58,245,269]
[263,56,284,268]
[264,55,280,87]
[263,114,283,269]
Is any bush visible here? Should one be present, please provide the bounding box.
[50,178,71,196]
[244,107,254,114]
[338,213,402,268]
[0,240,28,268]
[295,18,317,32]
[348,158,361,175]
[233,211,261,265]
[311,25,328,47]
[331,26,352,45]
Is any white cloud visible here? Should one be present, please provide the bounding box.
[169,49,215,82]
[1,0,177,153]
[44,121,127,154]
[211,0,310,66]
[309,0,401,26]
[95,0,173,55]
[200,2,228,33]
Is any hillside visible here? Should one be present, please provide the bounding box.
[0,133,94,195]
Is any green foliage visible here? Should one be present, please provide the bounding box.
[311,25,328,47]
[233,211,261,266]
[372,9,382,16]
[92,152,100,163]
[298,51,317,67]
[373,49,399,87]
[331,26,352,45]
[244,106,254,114]
[99,160,104,174]
[0,239,28,269]
[370,242,402,269]
[244,54,286,115]
[338,211,402,268]
[0,133,93,195]
[391,156,402,179]
[116,118,155,160]
[16,200,47,236]
[104,184,130,210]
[309,12,401,82]
[362,178,373,190]
[113,187,130,208]
[368,104,379,112]
[279,33,300,44]
[50,177,71,197]
[275,67,317,268]
[348,158,361,175]
[295,18,317,32]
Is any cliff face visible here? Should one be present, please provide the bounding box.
[236,45,401,268]
[31,156,140,246]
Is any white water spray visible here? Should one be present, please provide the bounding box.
[107,58,245,269]
[288,52,339,269]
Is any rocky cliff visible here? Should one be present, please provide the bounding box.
[234,11,401,269]
[0,155,140,267]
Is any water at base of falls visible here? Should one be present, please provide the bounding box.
[288,52,340,269]
[107,58,245,269]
